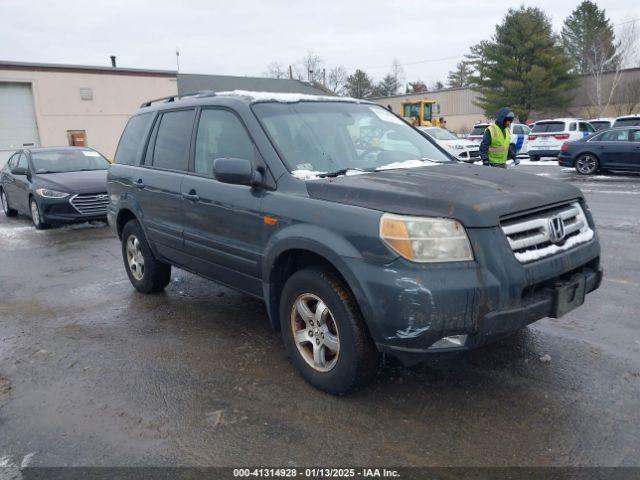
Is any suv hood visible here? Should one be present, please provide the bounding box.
[34,170,108,194]
[305,163,583,227]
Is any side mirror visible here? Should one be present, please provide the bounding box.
[213,158,263,187]
[11,167,28,175]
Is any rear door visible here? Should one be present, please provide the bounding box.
[181,108,264,296]
[594,129,630,169]
[138,108,196,261]
[627,129,640,171]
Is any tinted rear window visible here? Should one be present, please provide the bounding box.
[114,113,154,165]
[590,121,611,131]
[152,110,195,171]
[531,122,565,133]
[613,118,640,128]
[470,125,487,136]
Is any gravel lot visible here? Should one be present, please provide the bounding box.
[0,164,639,468]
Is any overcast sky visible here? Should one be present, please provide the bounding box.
[1,0,637,86]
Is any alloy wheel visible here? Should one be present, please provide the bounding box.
[290,293,340,372]
[126,234,145,281]
[576,155,597,174]
[30,200,40,226]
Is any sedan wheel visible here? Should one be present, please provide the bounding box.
[30,198,47,229]
[126,234,146,281]
[575,154,599,175]
[1,190,17,217]
[291,293,340,372]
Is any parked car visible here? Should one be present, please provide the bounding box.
[612,114,640,128]
[418,126,480,162]
[528,118,595,161]
[468,122,531,157]
[588,117,616,131]
[0,147,110,229]
[108,91,602,394]
[558,126,640,175]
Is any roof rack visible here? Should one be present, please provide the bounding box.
[140,90,216,108]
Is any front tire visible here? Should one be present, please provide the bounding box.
[1,189,17,217]
[121,219,171,293]
[280,267,378,395]
[30,198,48,229]
[575,154,599,175]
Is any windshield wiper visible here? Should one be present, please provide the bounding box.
[316,167,375,178]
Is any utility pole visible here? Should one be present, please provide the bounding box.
[289,65,293,79]
[176,48,180,73]
[322,68,326,86]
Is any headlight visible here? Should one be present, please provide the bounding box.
[380,214,474,263]
[35,188,69,198]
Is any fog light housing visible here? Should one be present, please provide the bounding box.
[428,335,468,350]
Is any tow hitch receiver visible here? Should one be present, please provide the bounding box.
[551,274,587,318]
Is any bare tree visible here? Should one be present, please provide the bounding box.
[615,76,640,116]
[587,21,638,117]
[264,62,288,79]
[391,58,405,86]
[294,52,325,84]
[327,66,348,95]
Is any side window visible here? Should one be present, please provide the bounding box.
[600,129,629,141]
[114,113,154,165]
[194,109,254,176]
[513,125,523,135]
[17,153,28,169]
[152,109,195,171]
[569,123,577,131]
[631,130,640,142]
[579,122,594,133]
[7,153,18,169]
[523,125,531,135]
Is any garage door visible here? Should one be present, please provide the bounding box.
[0,82,41,151]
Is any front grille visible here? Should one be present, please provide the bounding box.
[501,202,594,263]
[69,193,109,216]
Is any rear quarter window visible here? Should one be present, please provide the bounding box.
[531,122,565,133]
[114,113,154,165]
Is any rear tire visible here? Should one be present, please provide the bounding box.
[575,154,599,175]
[30,198,49,229]
[121,219,171,293]
[1,189,17,217]
[280,267,378,395]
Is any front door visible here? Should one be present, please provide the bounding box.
[137,108,196,262]
[181,108,264,296]
[12,152,31,213]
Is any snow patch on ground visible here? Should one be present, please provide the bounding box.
[59,221,107,230]
[216,90,360,104]
[515,228,595,263]
[516,159,559,166]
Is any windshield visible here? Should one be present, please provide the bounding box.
[31,149,110,173]
[590,121,611,131]
[253,102,451,175]
[613,117,640,128]
[423,127,458,141]
[532,122,565,133]
[470,125,487,136]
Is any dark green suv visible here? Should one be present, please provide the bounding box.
[108,91,602,394]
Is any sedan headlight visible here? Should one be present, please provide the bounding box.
[35,188,70,198]
[380,214,474,263]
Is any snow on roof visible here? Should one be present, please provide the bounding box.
[215,90,363,104]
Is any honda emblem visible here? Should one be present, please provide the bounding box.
[548,216,566,244]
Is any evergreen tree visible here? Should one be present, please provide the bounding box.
[562,0,619,74]
[472,6,575,123]
[346,69,375,99]
[447,61,473,87]
[375,74,401,97]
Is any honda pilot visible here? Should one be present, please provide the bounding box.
[107,91,602,394]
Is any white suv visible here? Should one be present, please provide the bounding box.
[528,118,595,161]
[612,115,640,128]
[468,122,532,156]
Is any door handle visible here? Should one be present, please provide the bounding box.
[135,179,145,189]
[182,191,200,202]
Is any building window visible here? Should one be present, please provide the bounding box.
[67,130,87,147]
[79,88,93,100]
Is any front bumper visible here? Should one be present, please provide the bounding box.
[346,227,602,365]
[37,196,107,223]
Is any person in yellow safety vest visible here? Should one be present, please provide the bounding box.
[479,107,518,168]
